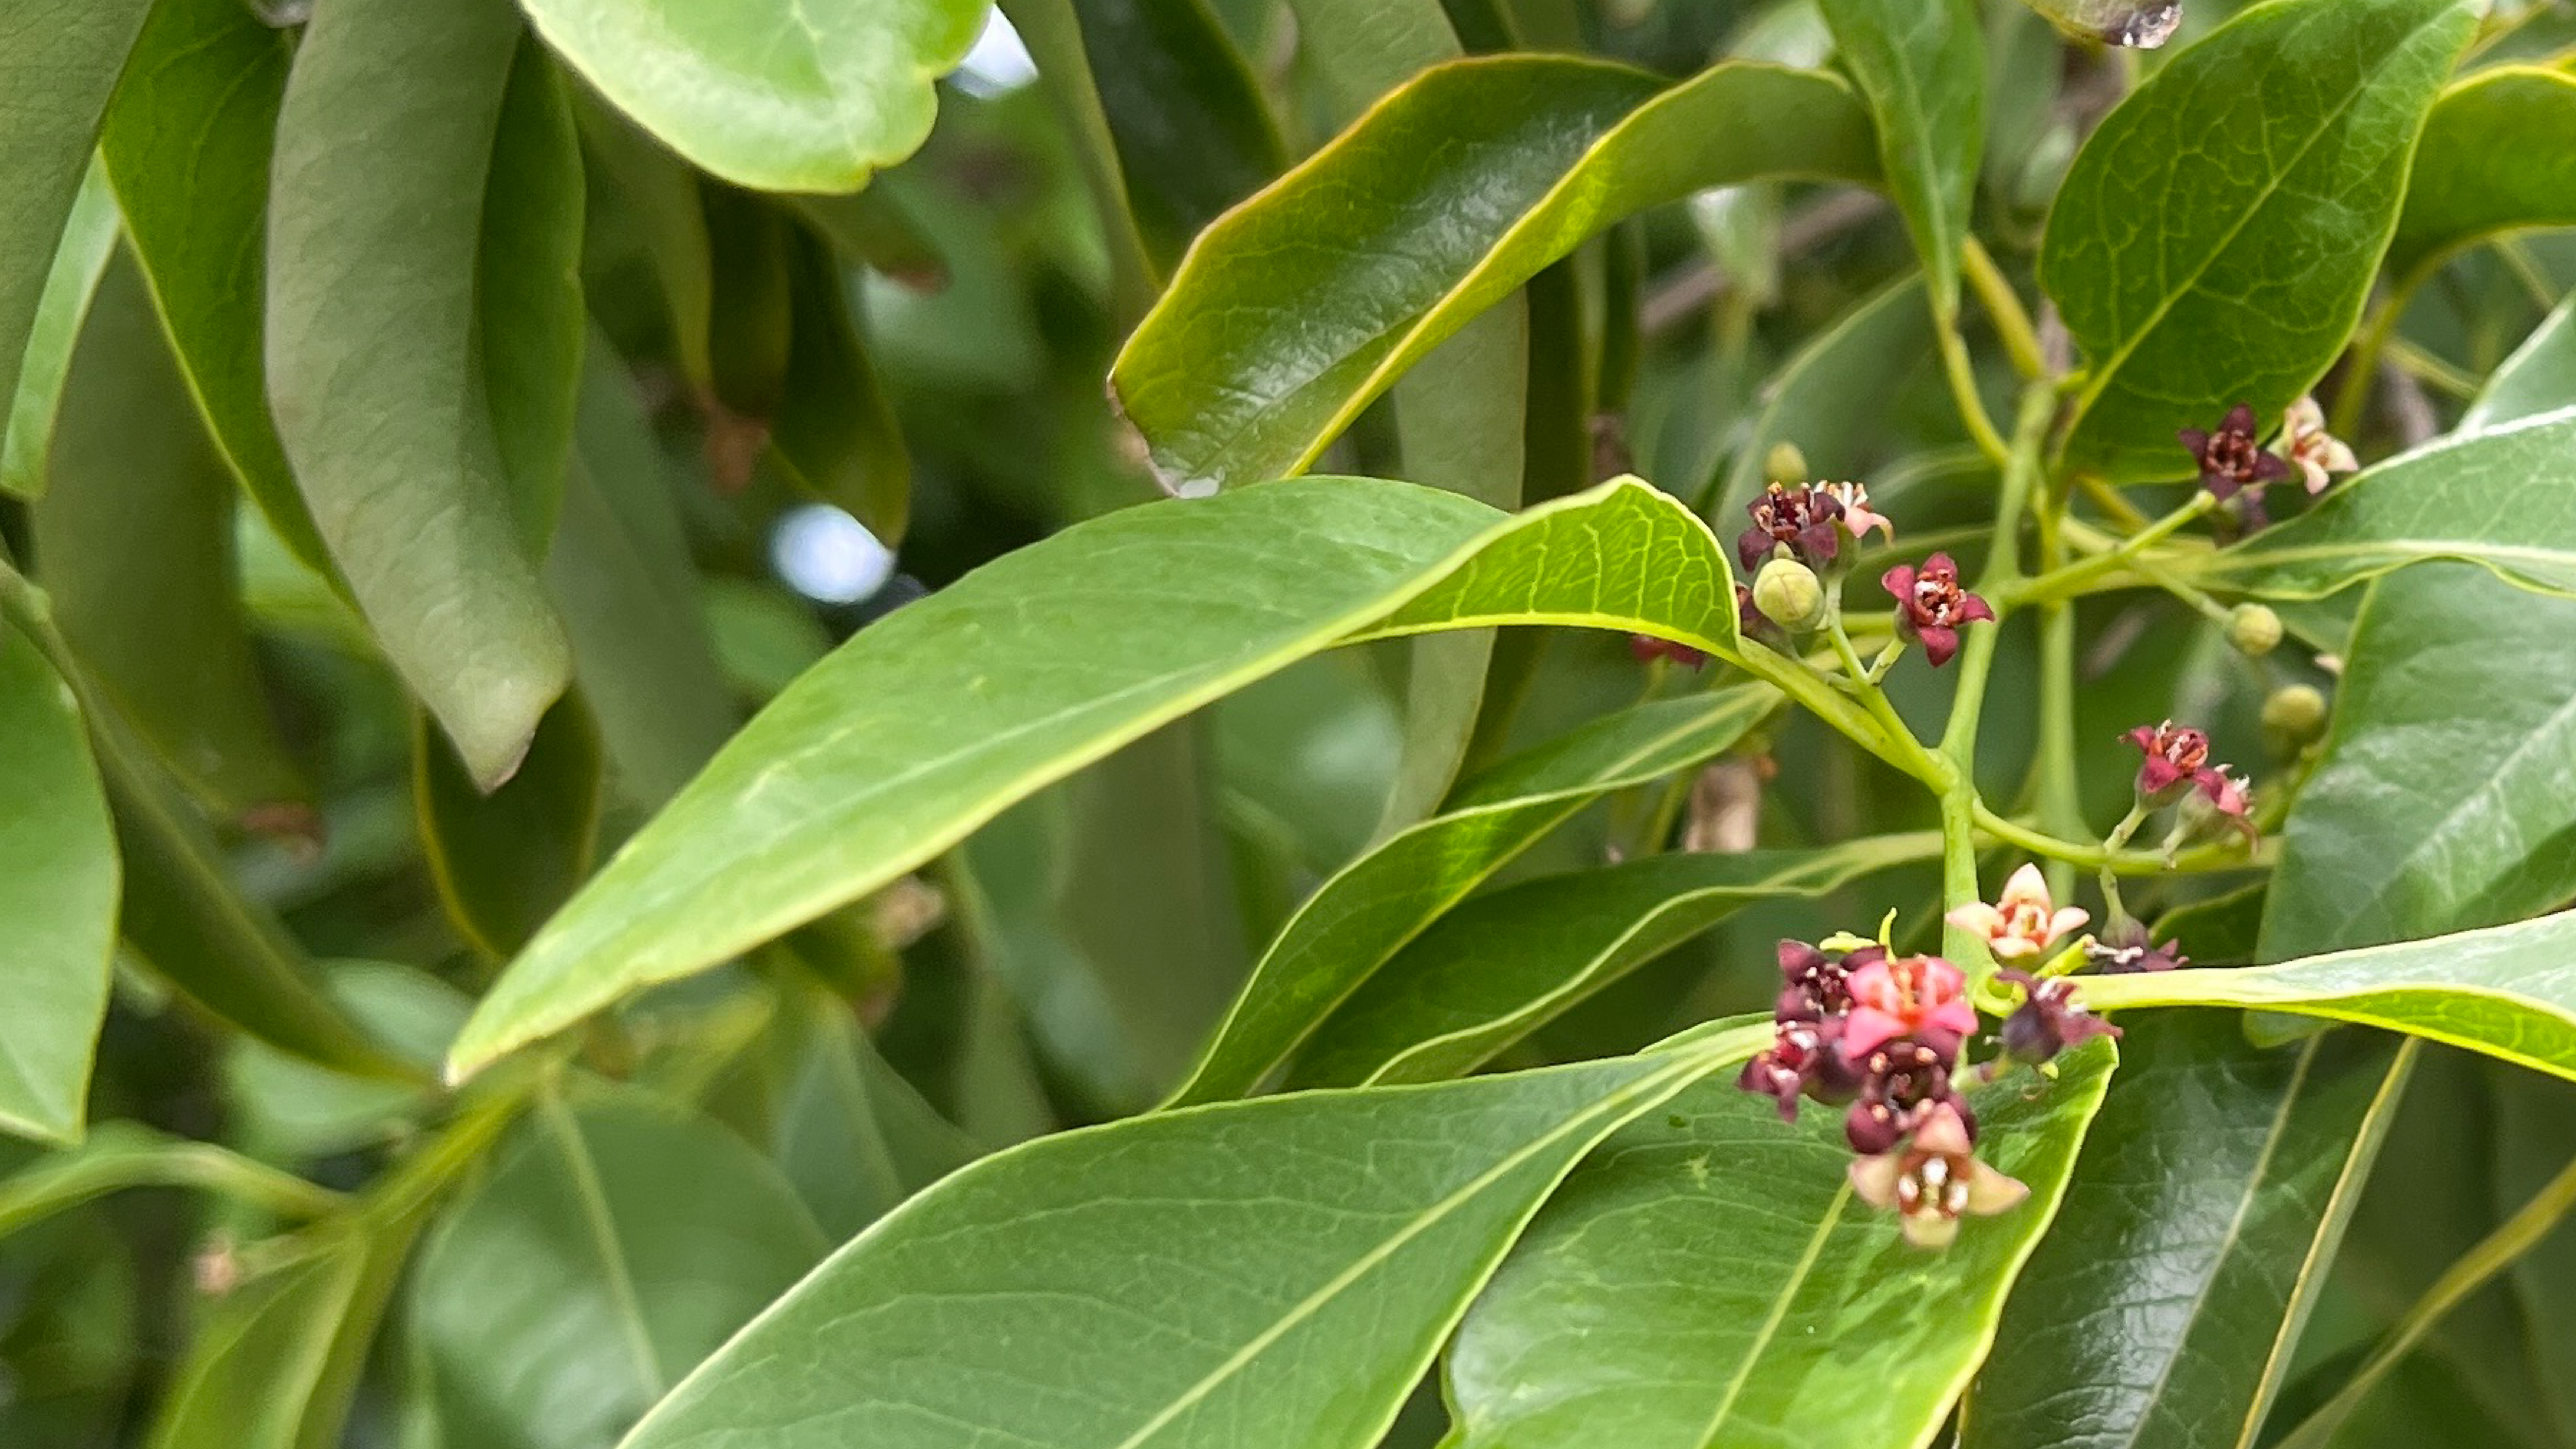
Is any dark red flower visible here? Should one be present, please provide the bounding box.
[2084,923,2188,975]
[1629,634,1708,669]
[1880,553,1994,668]
[1843,1037,1962,1154]
[2178,403,2292,501]
[1843,954,1979,1059]
[1738,483,1844,574]
[2122,720,2250,817]
[1995,971,2120,1065]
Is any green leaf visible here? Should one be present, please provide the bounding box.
[546,353,739,806]
[1173,687,1776,1105]
[2190,407,2576,599]
[2388,66,2576,285]
[416,696,603,958]
[2088,911,2576,1078]
[99,0,328,567]
[1814,0,1983,315]
[770,228,910,543]
[1109,56,1878,493]
[1963,1019,2413,1449]
[224,963,469,1161]
[1292,834,1942,1089]
[0,626,117,1144]
[516,0,988,192]
[774,990,981,1240]
[268,0,575,789]
[992,0,1160,317]
[2041,0,2477,481]
[619,1047,1732,1449]
[1712,272,1938,519]
[0,1121,343,1240]
[2461,289,2576,433]
[0,0,150,418]
[408,1093,830,1449]
[146,1223,415,1449]
[481,37,588,549]
[0,157,116,502]
[450,476,1743,1078]
[32,251,308,816]
[1446,1041,2114,1449]
[1071,0,1287,270]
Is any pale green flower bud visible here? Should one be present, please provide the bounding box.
[2227,603,2283,657]
[1752,557,1826,631]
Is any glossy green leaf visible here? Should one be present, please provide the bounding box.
[451,476,1743,1078]
[409,1093,829,1449]
[771,228,909,543]
[2042,0,2477,481]
[1814,0,1983,314]
[1292,833,1942,1089]
[0,0,150,419]
[2190,407,2576,599]
[2388,66,2576,284]
[516,0,988,192]
[620,1047,1730,1449]
[224,963,468,1161]
[993,0,1160,317]
[1109,55,1878,493]
[775,991,981,1240]
[1447,1041,2114,1449]
[2460,289,2576,433]
[1964,1019,2412,1449]
[268,0,575,789]
[0,626,118,1144]
[416,696,603,958]
[99,0,327,567]
[0,158,116,502]
[33,252,307,816]
[1072,0,1287,270]
[1173,686,1778,1105]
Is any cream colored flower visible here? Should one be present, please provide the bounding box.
[1848,1102,2030,1250]
[1945,863,2089,961]
[2281,396,2357,495]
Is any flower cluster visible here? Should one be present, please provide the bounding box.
[2124,720,2252,826]
[1740,867,2129,1248]
[2179,398,2355,531]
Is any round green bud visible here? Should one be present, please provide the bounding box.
[1752,556,1827,630]
[2261,684,2329,744]
[1763,441,1809,486]
[2228,603,2283,657]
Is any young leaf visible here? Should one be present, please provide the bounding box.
[515,0,989,192]
[1290,833,1942,1089]
[1068,0,1288,270]
[1110,56,1877,493]
[32,252,308,817]
[267,0,576,789]
[0,626,118,1144]
[1964,1019,2412,1449]
[450,476,1742,1079]
[0,159,116,502]
[145,1223,416,1449]
[99,0,328,568]
[2191,406,2576,599]
[618,1050,1727,1449]
[1173,686,1779,1105]
[0,0,151,418]
[2041,0,2477,481]
[415,696,604,959]
[1813,0,1984,316]
[412,1093,828,1449]
[2388,66,2576,286]
[1446,1041,2114,1449]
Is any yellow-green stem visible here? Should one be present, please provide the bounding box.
[1962,239,2047,383]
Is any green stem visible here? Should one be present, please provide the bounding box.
[2007,492,2216,607]
[1731,640,1942,788]
[1825,610,1944,787]
[2095,801,2152,935]
[1937,322,2014,468]
[1970,805,2266,875]
[0,1137,349,1241]
[2274,1150,2576,1449]
[2331,289,2405,439]
[2033,569,2085,905]
[1962,238,2047,383]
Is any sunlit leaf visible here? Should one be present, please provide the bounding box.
[2388,66,2576,285]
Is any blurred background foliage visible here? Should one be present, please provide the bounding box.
[4,0,2575,1442]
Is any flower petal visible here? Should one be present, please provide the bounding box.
[1849,1153,1903,1210]
[1963,1161,2031,1216]
[1840,1009,1907,1058]
[1945,903,2005,937]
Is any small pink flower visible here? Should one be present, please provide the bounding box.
[1817,482,1893,546]
[1946,863,2089,961]
[2123,721,2251,819]
[1881,553,1994,668]
[1842,954,1979,1058]
[1848,1101,2030,1250]
[2280,396,2357,496]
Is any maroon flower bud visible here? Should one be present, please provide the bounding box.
[1776,939,1858,1019]
[1738,483,1845,574]
[2084,921,2187,975]
[1736,583,1768,640]
[1995,971,2120,1065]
[1629,634,1708,669]
[1880,553,1994,668]
[1842,1038,1958,1153]
[2122,720,2252,818]
[2178,403,2292,501]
